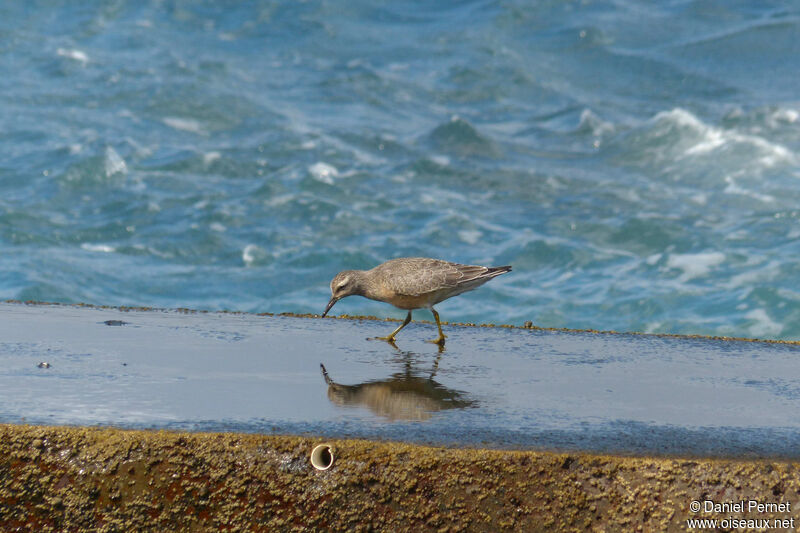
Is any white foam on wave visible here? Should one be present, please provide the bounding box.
[429,154,450,167]
[769,108,799,126]
[578,109,614,137]
[723,174,775,203]
[242,244,266,267]
[419,188,470,206]
[104,147,127,177]
[744,308,782,338]
[665,251,725,282]
[163,117,204,134]
[203,151,221,165]
[57,48,89,64]
[645,253,662,266]
[264,194,294,208]
[81,243,115,253]
[308,162,339,184]
[540,270,575,289]
[654,108,795,167]
[458,230,483,245]
[725,257,786,294]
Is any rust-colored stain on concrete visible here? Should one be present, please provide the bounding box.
[1,424,799,532]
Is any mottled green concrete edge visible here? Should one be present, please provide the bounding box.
[6,299,800,346]
[1,424,798,532]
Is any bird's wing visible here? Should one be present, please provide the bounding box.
[382,259,490,297]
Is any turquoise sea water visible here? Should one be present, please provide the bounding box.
[2,1,799,339]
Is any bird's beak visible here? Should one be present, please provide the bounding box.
[322,297,339,317]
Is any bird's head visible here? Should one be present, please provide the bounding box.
[322,270,362,317]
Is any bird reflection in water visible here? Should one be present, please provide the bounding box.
[319,354,476,421]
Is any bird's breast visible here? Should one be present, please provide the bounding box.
[365,287,436,310]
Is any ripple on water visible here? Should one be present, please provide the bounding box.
[1,3,799,340]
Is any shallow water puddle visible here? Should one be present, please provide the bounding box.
[2,301,800,457]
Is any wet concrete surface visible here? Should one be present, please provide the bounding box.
[2,301,800,457]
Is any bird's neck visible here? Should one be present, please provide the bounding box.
[349,271,368,297]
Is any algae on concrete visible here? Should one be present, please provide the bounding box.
[2,424,799,532]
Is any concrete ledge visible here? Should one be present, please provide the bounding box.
[7,299,800,346]
[2,424,798,532]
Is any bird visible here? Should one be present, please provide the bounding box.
[322,257,511,345]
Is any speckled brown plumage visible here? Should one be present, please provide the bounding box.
[322,257,511,345]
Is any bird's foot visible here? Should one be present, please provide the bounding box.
[426,334,447,346]
[369,336,400,348]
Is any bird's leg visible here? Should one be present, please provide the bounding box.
[427,308,447,346]
[374,311,412,343]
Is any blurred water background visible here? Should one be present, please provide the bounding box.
[1,1,799,339]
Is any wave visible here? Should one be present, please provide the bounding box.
[425,116,501,158]
[615,107,799,208]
